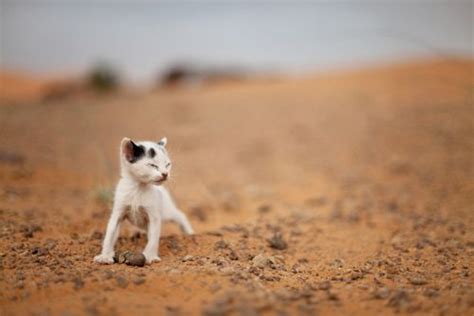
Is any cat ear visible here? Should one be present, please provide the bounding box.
[121,137,144,163]
[158,137,168,147]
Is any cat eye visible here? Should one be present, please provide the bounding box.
[166,162,171,168]
[148,163,159,170]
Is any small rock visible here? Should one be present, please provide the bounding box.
[114,250,132,264]
[327,290,339,301]
[409,276,428,286]
[115,275,128,288]
[260,274,281,282]
[211,256,228,267]
[102,270,115,280]
[423,288,439,298]
[125,253,146,267]
[214,240,229,250]
[31,246,47,256]
[331,258,345,268]
[165,305,181,316]
[268,232,288,250]
[388,290,410,309]
[132,276,146,285]
[220,267,234,276]
[318,281,331,291]
[43,239,58,250]
[182,255,194,262]
[228,250,239,261]
[252,253,269,268]
[90,231,103,240]
[22,224,42,238]
[291,263,304,273]
[372,287,390,299]
[351,271,363,280]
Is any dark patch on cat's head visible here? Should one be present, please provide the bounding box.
[148,148,156,158]
[124,140,145,163]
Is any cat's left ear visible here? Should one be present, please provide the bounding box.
[158,137,167,147]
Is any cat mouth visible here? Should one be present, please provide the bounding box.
[153,179,166,185]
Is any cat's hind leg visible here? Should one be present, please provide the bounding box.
[159,187,194,234]
[168,208,194,235]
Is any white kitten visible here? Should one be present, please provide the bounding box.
[94,137,194,264]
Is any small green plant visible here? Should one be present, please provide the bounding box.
[94,186,114,207]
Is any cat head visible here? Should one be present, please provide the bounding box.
[120,137,171,185]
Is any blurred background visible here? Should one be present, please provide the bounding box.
[0,0,472,215]
[1,1,472,84]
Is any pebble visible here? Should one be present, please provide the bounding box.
[31,246,47,256]
[331,258,345,268]
[252,254,269,268]
[409,276,428,286]
[125,253,146,267]
[90,231,103,240]
[423,288,439,298]
[43,239,58,250]
[113,251,146,267]
[372,287,390,299]
[327,290,340,301]
[22,224,42,238]
[182,255,194,262]
[115,275,128,288]
[214,240,229,250]
[132,276,146,285]
[318,281,331,291]
[114,251,132,264]
[268,232,288,250]
[102,270,115,280]
[228,250,239,261]
[388,290,410,309]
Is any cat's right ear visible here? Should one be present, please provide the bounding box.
[121,137,144,163]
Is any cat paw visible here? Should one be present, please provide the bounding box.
[143,253,161,264]
[94,254,114,264]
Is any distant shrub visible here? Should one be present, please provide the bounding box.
[87,63,120,92]
[160,65,197,87]
[159,64,246,88]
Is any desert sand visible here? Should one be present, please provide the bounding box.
[0,59,473,315]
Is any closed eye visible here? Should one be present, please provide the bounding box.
[166,162,171,168]
[148,163,159,170]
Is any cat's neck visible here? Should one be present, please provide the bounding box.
[119,173,153,191]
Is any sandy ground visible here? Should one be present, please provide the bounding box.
[0,59,473,316]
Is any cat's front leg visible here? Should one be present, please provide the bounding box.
[142,212,162,264]
[94,206,123,264]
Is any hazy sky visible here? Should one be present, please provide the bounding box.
[1,1,472,83]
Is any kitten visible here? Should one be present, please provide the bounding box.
[94,137,194,264]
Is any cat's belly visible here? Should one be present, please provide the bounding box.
[123,205,149,230]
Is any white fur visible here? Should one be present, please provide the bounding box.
[94,137,194,264]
